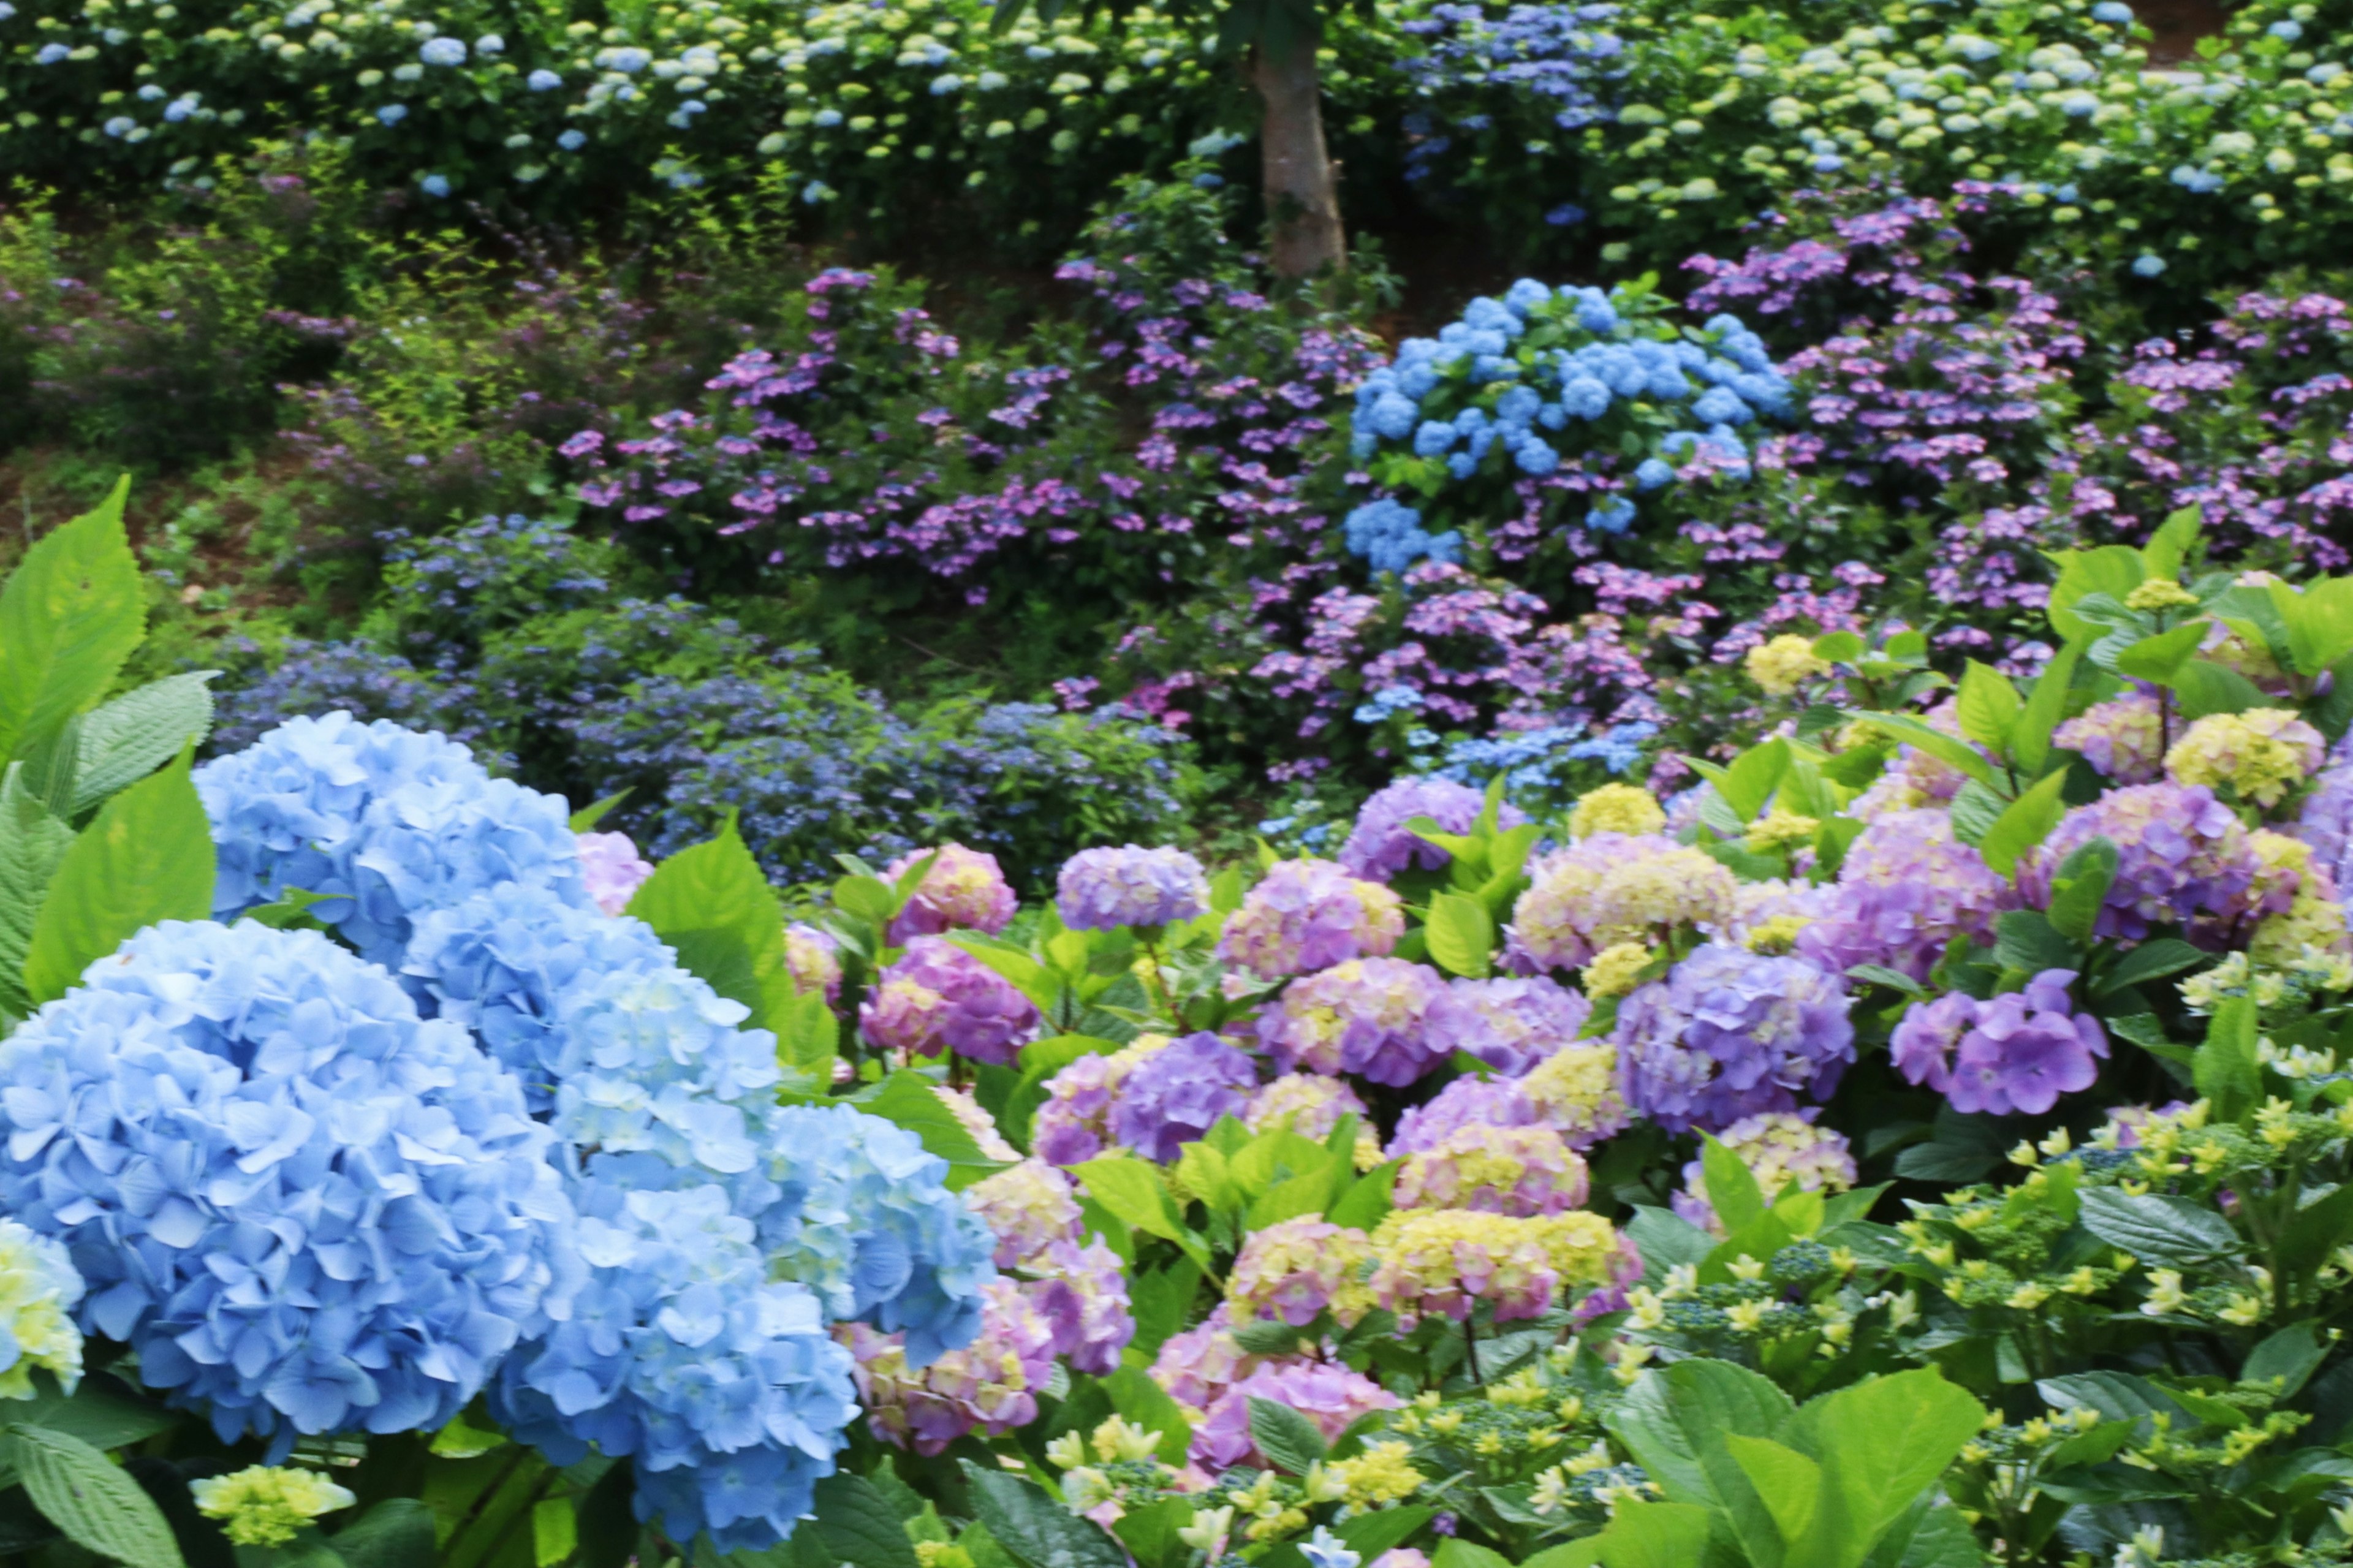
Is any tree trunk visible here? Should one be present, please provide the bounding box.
[1248,39,1346,279]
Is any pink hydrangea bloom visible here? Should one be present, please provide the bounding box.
[576,830,654,915]
[1191,1362,1397,1469]
[860,934,1040,1066]
[882,844,1018,943]
[1218,859,1403,979]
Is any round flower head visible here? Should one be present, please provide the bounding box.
[576,830,654,915]
[1259,958,1458,1087]
[2021,783,2259,943]
[1795,809,2013,983]
[1517,1042,1631,1149]
[1218,859,1403,979]
[1745,634,1831,697]
[1056,844,1210,930]
[1438,975,1593,1076]
[786,922,844,1006]
[1226,1219,1377,1328]
[844,1278,1055,1454]
[1613,943,1855,1134]
[1670,1112,1855,1235]
[860,935,1041,1066]
[2252,838,2352,964]
[1192,1361,1397,1469]
[1511,834,1738,971]
[0,1219,81,1399]
[0,921,576,1455]
[190,1466,356,1547]
[1109,1032,1260,1164]
[1389,1076,1537,1157]
[198,712,589,969]
[1339,779,1526,882]
[882,845,1018,943]
[1031,1037,1169,1166]
[1581,942,1654,1001]
[2297,762,2353,890]
[403,882,782,1129]
[1715,878,1828,956]
[964,1160,1083,1268]
[1888,969,2107,1116]
[1244,1075,1382,1170]
[2165,708,2327,809]
[1150,1302,1260,1412]
[1369,1210,1627,1324]
[1022,1238,1135,1374]
[492,1183,856,1553]
[1393,1124,1590,1216]
[2054,691,2165,784]
[1569,782,1668,840]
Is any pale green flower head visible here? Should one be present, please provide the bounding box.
[189,1466,357,1547]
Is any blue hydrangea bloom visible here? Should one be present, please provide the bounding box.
[418,36,466,64]
[1589,496,1637,533]
[1634,457,1676,491]
[527,68,561,89]
[2132,254,2167,278]
[1504,278,1552,315]
[0,922,576,1456]
[1514,436,1559,475]
[197,713,589,970]
[1559,375,1612,420]
[490,1182,856,1554]
[1412,420,1457,458]
[1691,386,1751,426]
[1572,287,1618,333]
[1367,393,1419,440]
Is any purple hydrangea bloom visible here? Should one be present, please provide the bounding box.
[1613,944,1854,1134]
[881,845,1018,944]
[1436,974,1593,1076]
[1110,1032,1260,1162]
[1388,1076,1539,1156]
[1218,860,1403,979]
[1796,809,2013,983]
[1339,778,1528,882]
[2296,765,2353,900]
[1055,844,1210,930]
[2021,782,2259,943]
[859,936,1040,1066]
[1259,958,1460,1087]
[1889,969,2107,1116]
[1023,1238,1134,1374]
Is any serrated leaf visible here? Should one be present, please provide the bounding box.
[1946,779,2005,847]
[2110,620,2209,686]
[0,479,145,768]
[2076,1188,2243,1269]
[2045,836,2117,946]
[8,1422,185,1567]
[67,672,216,819]
[332,1499,437,1568]
[2093,937,2206,998]
[0,768,73,1021]
[1843,711,1995,790]
[2012,639,2085,778]
[1422,890,1492,979]
[1718,737,1789,824]
[2194,994,2260,1124]
[1977,767,2072,878]
[1700,1133,1767,1234]
[812,1474,922,1568]
[1247,1398,1328,1474]
[959,1463,1126,1568]
[23,748,213,1006]
[2171,659,2268,719]
[1955,661,2021,752]
[1991,909,2078,977]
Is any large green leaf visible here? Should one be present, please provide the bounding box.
[1778,1368,1984,1568]
[1699,1134,1767,1234]
[1605,1359,1791,1548]
[2075,1188,2244,1270]
[0,768,75,1022]
[1976,768,2072,878]
[23,748,213,1006]
[626,819,795,1043]
[1723,1435,1819,1561]
[2194,996,2262,1124]
[1248,1398,1328,1475]
[958,1463,1126,1568]
[1590,1503,1718,1568]
[1840,712,1995,790]
[2170,659,2268,719]
[1954,662,2020,754]
[66,672,216,819]
[2011,639,2084,777]
[1423,890,1493,979]
[331,1499,438,1568]
[0,479,145,768]
[2045,546,2147,643]
[7,1422,185,1567]
[811,1474,922,1568]
[1101,1367,1193,1466]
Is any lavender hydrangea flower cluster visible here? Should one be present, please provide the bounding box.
[1796,809,2013,983]
[576,830,654,915]
[2054,691,2165,784]
[1056,844,1210,930]
[1338,778,1526,881]
[1670,1111,1855,1234]
[2022,782,2259,942]
[1259,958,1458,1086]
[1109,1032,1260,1162]
[882,844,1018,943]
[0,921,576,1455]
[1890,969,2108,1115]
[959,1161,1134,1376]
[1219,859,1404,979]
[1030,1037,1170,1166]
[1613,943,1855,1133]
[1440,974,1593,1075]
[197,712,588,968]
[2296,763,2353,903]
[860,935,1041,1066]
[786,922,844,1005]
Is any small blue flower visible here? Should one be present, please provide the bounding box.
[813,108,844,127]
[2170,164,2224,193]
[1412,419,1457,458]
[1589,496,1637,534]
[930,73,961,94]
[2132,254,2167,278]
[2091,2,2131,20]
[33,42,70,63]
[1691,386,1751,426]
[1635,456,1676,490]
[1559,375,1612,420]
[376,102,409,125]
[1366,393,1419,441]
[1504,278,1552,315]
[474,31,504,52]
[557,128,586,150]
[420,173,451,197]
[1513,437,1559,475]
[527,68,562,90]
[1302,1528,1362,1568]
[419,36,467,66]
[2270,19,2303,40]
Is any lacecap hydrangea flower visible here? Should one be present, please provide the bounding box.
[1245,1074,1384,1170]
[0,1219,81,1399]
[786,922,844,1006]
[1890,969,2107,1116]
[1339,778,1526,882]
[0,921,576,1454]
[1259,957,1458,1086]
[1512,834,1738,971]
[1110,1031,1260,1163]
[1796,809,2014,984]
[2164,707,2327,809]
[882,845,1018,942]
[1670,1112,1856,1235]
[1218,858,1404,979]
[491,1182,856,1553]
[1368,1210,1631,1324]
[1613,942,1855,1134]
[1031,1037,1169,1166]
[844,1278,1055,1455]
[1441,974,1593,1075]
[575,830,654,915]
[1393,1124,1590,1216]
[198,713,589,968]
[2021,783,2260,942]
[860,935,1041,1066]
[2054,691,2165,784]
[1192,1361,1398,1469]
[1226,1218,1377,1328]
[189,1466,356,1547]
[1056,844,1210,930]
